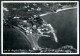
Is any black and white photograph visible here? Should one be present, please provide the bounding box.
[1,1,79,54]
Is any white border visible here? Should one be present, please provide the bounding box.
[1,1,79,55]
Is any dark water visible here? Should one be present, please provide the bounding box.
[40,8,77,48]
[3,26,32,50]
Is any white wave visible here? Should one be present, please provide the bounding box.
[40,12,51,16]
[55,7,77,13]
[40,7,77,16]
